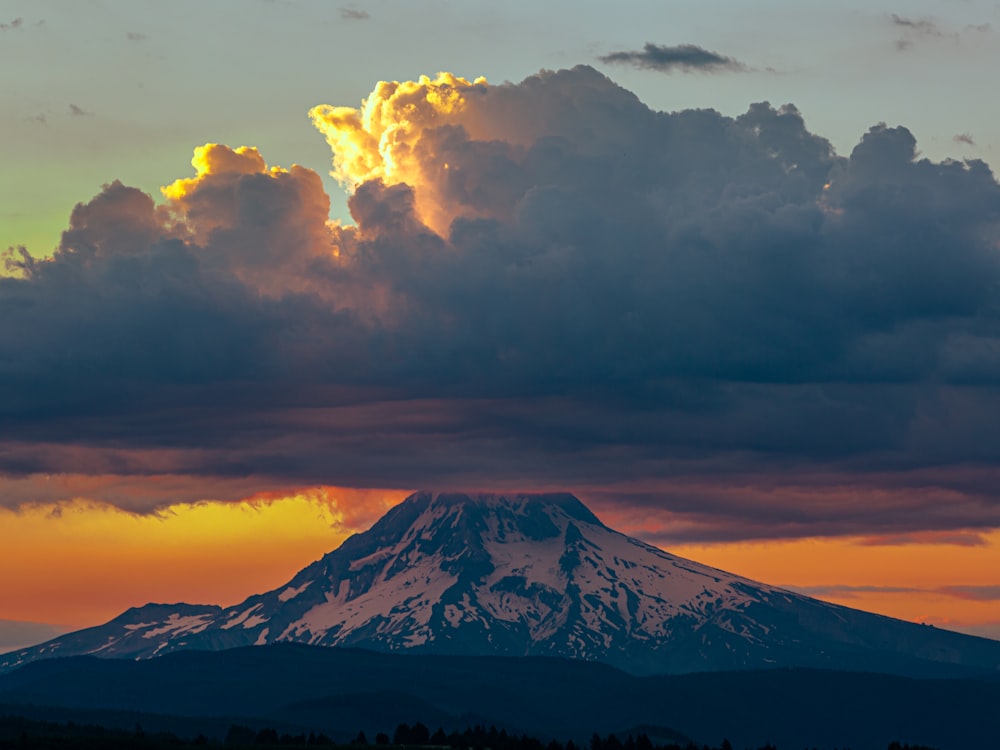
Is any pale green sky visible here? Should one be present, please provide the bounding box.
[2,0,998,256]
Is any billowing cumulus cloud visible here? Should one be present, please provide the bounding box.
[599,43,746,73]
[3,66,1000,543]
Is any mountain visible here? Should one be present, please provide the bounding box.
[4,491,1000,676]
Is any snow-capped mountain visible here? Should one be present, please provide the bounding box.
[4,491,1000,675]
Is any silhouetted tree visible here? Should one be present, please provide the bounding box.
[412,723,431,745]
[255,727,279,745]
[375,732,390,746]
[226,725,257,746]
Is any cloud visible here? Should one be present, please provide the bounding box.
[340,6,370,21]
[599,43,746,73]
[890,14,942,36]
[0,17,22,31]
[937,585,1000,602]
[786,584,922,599]
[3,66,1000,543]
[954,133,975,146]
[127,31,148,41]
[584,472,1000,544]
[788,584,1000,602]
[890,14,941,51]
[68,103,93,116]
[856,531,987,547]
[888,14,989,50]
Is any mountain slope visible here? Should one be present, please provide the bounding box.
[4,491,1000,676]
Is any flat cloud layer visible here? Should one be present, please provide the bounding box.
[3,66,1000,542]
[599,42,747,73]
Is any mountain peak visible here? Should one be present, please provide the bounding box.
[6,491,1000,677]
[397,491,606,528]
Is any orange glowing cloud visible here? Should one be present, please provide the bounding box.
[310,72,487,185]
[162,144,269,205]
[158,142,340,295]
[310,72,521,236]
[305,67,680,238]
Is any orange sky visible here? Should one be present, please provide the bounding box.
[0,489,405,628]
[2,489,999,642]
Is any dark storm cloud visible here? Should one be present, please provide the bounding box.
[3,66,1000,542]
[599,43,746,73]
[583,469,1000,544]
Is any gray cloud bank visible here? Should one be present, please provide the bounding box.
[3,66,1000,543]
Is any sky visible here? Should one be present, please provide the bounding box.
[3,0,1000,652]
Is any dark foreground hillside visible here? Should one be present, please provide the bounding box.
[0,645,997,750]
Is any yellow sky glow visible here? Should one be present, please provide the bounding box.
[0,490,406,628]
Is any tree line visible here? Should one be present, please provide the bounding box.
[0,715,940,750]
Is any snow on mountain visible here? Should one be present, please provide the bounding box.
[4,491,1000,676]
